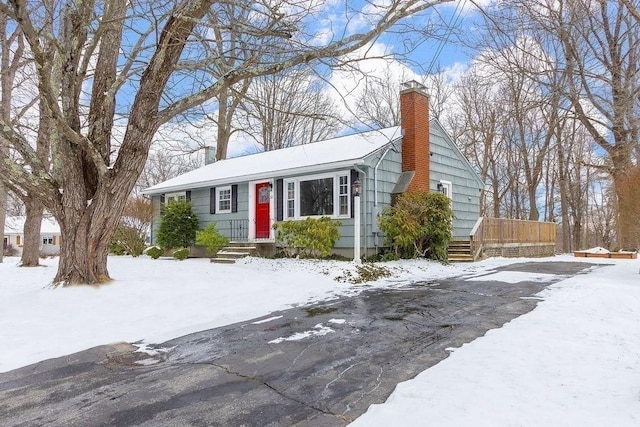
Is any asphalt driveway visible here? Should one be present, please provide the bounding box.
[0,261,599,426]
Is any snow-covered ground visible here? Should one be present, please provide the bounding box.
[1,254,639,425]
[0,254,474,373]
[351,255,640,427]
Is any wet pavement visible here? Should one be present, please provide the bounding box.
[0,261,601,426]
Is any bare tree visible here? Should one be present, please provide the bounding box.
[239,67,340,151]
[0,9,24,263]
[6,191,24,216]
[355,68,404,128]
[355,65,452,128]
[0,0,454,285]
[448,67,512,217]
[137,148,202,191]
[504,0,640,247]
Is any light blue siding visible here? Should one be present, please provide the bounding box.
[150,119,482,254]
[428,120,483,238]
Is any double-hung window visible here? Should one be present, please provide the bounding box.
[338,175,349,216]
[286,182,295,218]
[165,191,186,204]
[284,172,350,219]
[217,186,232,213]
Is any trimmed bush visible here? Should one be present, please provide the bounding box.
[145,246,163,259]
[273,216,341,258]
[173,248,189,260]
[196,223,229,255]
[110,224,146,257]
[378,192,453,260]
[157,200,199,250]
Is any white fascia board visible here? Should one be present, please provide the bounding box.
[141,159,366,195]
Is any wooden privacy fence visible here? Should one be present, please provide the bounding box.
[470,217,557,259]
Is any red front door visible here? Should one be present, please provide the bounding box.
[255,182,271,239]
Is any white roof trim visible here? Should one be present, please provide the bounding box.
[144,159,366,194]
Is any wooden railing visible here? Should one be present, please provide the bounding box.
[469,217,486,261]
[470,217,557,259]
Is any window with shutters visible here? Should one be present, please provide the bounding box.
[217,186,232,213]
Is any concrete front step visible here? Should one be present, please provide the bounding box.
[211,244,257,264]
[216,250,253,258]
[225,242,258,248]
[210,257,238,264]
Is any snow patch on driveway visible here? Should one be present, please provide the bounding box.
[268,323,334,344]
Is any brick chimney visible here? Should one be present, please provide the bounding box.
[400,80,430,193]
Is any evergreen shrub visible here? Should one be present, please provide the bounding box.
[172,248,189,260]
[273,216,341,258]
[196,223,229,255]
[157,200,199,250]
[378,192,453,260]
[145,246,163,259]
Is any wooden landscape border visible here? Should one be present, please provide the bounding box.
[573,251,638,259]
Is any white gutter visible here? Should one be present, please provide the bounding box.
[373,142,399,237]
[142,159,366,195]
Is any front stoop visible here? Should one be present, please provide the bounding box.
[210,243,257,264]
[447,240,474,262]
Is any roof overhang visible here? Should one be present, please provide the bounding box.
[142,159,367,195]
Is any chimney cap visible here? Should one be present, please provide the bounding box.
[401,80,426,91]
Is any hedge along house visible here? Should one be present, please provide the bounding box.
[143,81,484,257]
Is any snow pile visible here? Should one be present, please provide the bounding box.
[582,246,611,254]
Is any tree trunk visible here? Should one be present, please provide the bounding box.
[53,194,120,285]
[528,186,539,221]
[215,88,231,161]
[20,198,43,267]
[0,182,6,263]
[614,167,640,250]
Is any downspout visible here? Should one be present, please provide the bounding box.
[373,141,400,248]
[353,165,368,257]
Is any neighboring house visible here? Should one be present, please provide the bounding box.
[143,81,484,257]
[3,216,62,256]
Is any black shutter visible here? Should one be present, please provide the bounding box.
[231,184,238,213]
[185,190,191,201]
[209,188,216,214]
[350,169,359,219]
[160,194,166,215]
[276,179,283,221]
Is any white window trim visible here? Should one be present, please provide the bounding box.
[283,171,350,220]
[438,180,453,200]
[165,191,186,204]
[285,181,296,219]
[216,185,232,214]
